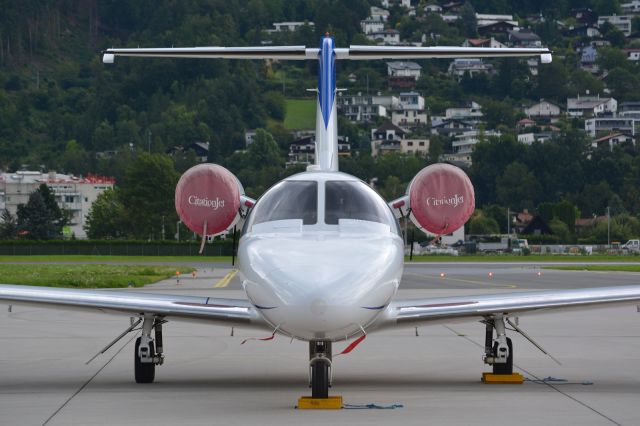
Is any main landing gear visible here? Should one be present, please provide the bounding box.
[309,340,332,398]
[482,315,514,375]
[134,315,165,383]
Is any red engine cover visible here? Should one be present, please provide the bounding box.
[175,164,241,236]
[408,163,475,235]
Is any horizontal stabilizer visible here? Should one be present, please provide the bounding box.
[343,45,552,62]
[103,45,552,64]
[103,46,317,63]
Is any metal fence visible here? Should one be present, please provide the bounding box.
[0,241,234,256]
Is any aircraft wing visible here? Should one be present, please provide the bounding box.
[0,284,268,329]
[380,285,640,328]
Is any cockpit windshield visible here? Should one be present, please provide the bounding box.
[325,181,398,230]
[250,180,317,226]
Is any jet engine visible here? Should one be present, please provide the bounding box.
[175,163,253,237]
[391,163,475,235]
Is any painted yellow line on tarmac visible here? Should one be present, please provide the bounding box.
[213,269,238,288]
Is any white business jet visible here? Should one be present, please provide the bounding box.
[1,36,639,400]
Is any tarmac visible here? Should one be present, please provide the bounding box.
[1,262,639,425]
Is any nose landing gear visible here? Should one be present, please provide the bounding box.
[297,340,342,408]
[309,340,332,398]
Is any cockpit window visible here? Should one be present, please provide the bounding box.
[325,181,397,228]
[250,181,317,226]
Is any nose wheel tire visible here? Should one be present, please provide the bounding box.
[134,337,155,383]
[492,337,513,375]
[311,361,330,398]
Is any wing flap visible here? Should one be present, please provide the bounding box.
[0,284,267,328]
[382,285,640,327]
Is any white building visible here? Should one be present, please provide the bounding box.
[268,21,315,32]
[360,18,384,34]
[597,15,632,36]
[448,58,495,79]
[584,116,638,136]
[391,92,427,129]
[424,4,443,13]
[524,100,562,118]
[567,95,617,117]
[0,171,115,239]
[621,1,640,14]
[382,0,411,8]
[475,13,518,27]
[517,132,554,145]
[591,132,635,150]
[449,130,501,166]
[370,122,429,156]
[387,61,422,80]
[367,29,401,45]
[337,92,399,123]
[462,37,507,48]
[370,6,390,21]
[445,101,483,121]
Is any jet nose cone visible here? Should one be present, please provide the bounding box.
[239,233,403,339]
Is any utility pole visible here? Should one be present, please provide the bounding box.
[162,215,165,241]
[507,207,510,236]
[176,220,181,241]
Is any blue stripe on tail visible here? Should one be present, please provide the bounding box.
[317,36,336,129]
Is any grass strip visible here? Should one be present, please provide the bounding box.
[544,265,640,272]
[0,255,230,263]
[0,264,195,288]
[406,255,640,262]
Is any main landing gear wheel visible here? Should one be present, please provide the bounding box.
[134,316,165,384]
[135,337,155,383]
[309,340,332,398]
[492,337,513,375]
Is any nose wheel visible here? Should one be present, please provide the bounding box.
[309,340,332,398]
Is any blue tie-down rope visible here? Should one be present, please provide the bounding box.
[525,376,594,385]
[343,403,404,410]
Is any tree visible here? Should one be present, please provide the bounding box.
[537,60,569,101]
[496,162,542,211]
[468,210,500,235]
[84,188,127,239]
[120,153,180,239]
[378,175,404,200]
[246,129,283,169]
[458,2,477,38]
[16,184,67,240]
[0,209,17,239]
[597,47,631,72]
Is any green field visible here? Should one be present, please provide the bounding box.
[0,255,230,263]
[0,264,196,288]
[284,98,316,129]
[545,265,640,272]
[406,255,640,262]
